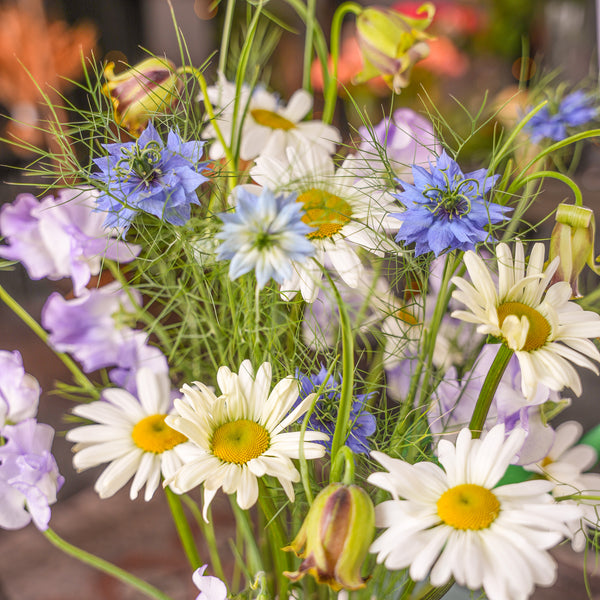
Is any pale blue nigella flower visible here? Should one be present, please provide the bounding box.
[524,90,597,143]
[216,188,315,289]
[91,122,208,232]
[391,150,509,256]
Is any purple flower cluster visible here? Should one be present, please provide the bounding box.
[295,366,376,454]
[0,351,63,531]
[42,282,168,395]
[391,151,509,256]
[524,90,597,143]
[91,123,208,233]
[0,188,140,295]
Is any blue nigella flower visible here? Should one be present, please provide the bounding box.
[391,150,509,256]
[216,187,315,289]
[524,90,597,143]
[91,122,208,232]
[294,366,376,455]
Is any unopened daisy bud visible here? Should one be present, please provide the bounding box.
[284,483,375,591]
[102,57,182,135]
[549,203,600,298]
[354,5,435,93]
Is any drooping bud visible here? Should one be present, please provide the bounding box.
[354,4,435,93]
[283,483,375,591]
[549,203,600,298]
[102,57,182,135]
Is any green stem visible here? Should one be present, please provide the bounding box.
[302,0,316,92]
[181,496,226,582]
[230,497,263,578]
[322,270,354,482]
[509,170,583,207]
[0,282,96,394]
[412,578,455,600]
[322,2,363,124]
[165,488,202,570]
[43,528,173,600]
[330,446,355,485]
[468,344,514,437]
[219,0,236,75]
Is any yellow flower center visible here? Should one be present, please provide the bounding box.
[540,456,553,468]
[297,188,352,239]
[131,414,187,453]
[497,301,551,351]
[436,483,500,530]
[211,419,270,464]
[251,109,296,131]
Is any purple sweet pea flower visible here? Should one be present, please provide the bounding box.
[357,108,440,180]
[41,281,142,372]
[0,188,140,295]
[0,350,40,428]
[427,344,557,464]
[193,565,227,600]
[391,150,510,256]
[524,90,597,143]
[0,419,64,530]
[91,122,209,232]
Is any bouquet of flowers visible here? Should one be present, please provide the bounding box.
[1,2,600,599]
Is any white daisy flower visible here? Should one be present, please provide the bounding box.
[368,425,582,600]
[250,147,399,302]
[164,360,328,521]
[451,241,600,399]
[66,368,187,501]
[202,72,341,161]
[523,420,600,551]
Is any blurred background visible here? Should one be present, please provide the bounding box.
[0,0,599,598]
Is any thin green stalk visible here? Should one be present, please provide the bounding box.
[230,497,264,581]
[181,495,226,582]
[219,0,236,75]
[302,0,317,92]
[469,344,514,437]
[322,270,354,482]
[165,487,202,570]
[43,528,173,600]
[322,2,363,124]
[508,170,583,206]
[0,282,96,394]
[412,578,455,600]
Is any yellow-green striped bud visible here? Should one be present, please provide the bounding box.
[549,203,600,298]
[354,5,435,93]
[102,57,182,136]
[283,483,375,591]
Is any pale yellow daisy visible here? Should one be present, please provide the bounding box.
[451,241,600,398]
[164,360,328,521]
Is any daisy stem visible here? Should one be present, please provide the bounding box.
[323,2,363,125]
[0,282,96,395]
[323,270,355,483]
[219,0,236,76]
[230,498,264,581]
[181,496,226,582]
[302,0,316,93]
[468,344,514,438]
[165,487,202,571]
[42,528,173,600]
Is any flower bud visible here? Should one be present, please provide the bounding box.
[354,4,435,93]
[102,57,182,135]
[283,483,375,591]
[549,203,600,298]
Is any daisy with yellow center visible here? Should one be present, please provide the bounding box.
[66,368,188,501]
[451,241,600,399]
[202,72,341,161]
[164,360,328,521]
[249,146,399,302]
[368,425,582,600]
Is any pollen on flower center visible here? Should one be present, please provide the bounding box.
[297,188,352,239]
[131,414,187,453]
[251,109,296,131]
[212,419,270,464]
[497,301,552,351]
[436,483,500,530]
